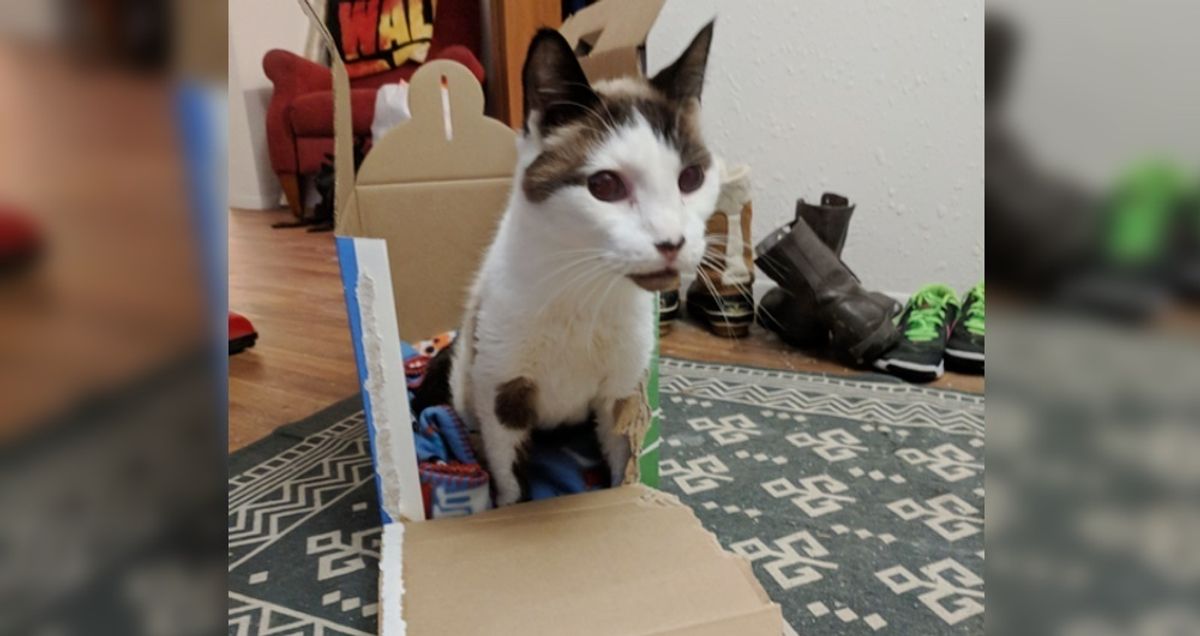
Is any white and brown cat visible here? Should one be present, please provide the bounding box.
[439,24,720,506]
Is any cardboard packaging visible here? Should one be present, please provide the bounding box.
[297,0,781,632]
[559,0,668,82]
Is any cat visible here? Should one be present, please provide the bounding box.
[448,23,719,506]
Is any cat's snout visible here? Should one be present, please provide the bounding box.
[655,238,686,263]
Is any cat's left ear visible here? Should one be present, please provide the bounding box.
[651,20,715,103]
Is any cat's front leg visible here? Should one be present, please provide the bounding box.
[480,418,529,506]
[482,377,538,506]
[595,397,634,487]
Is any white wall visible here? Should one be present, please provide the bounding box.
[647,0,984,294]
[227,0,314,209]
[988,0,1200,189]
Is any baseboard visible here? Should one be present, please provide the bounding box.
[230,190,283,210]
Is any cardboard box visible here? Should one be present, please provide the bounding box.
[297,0,781,632]
[559,0,668,82]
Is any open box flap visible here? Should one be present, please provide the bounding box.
[387,485,781,635]
[559,0,667,81]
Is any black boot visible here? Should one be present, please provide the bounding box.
[757,195,899,351]
[755,215,900,364]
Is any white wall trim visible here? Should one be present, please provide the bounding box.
[229,190,283,211]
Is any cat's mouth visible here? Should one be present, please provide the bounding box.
[627,268,680,292]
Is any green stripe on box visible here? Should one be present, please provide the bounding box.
[639,293,662,487]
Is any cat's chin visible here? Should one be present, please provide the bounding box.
[627,268,680,292]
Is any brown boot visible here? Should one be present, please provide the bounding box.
[687,164,755,337]
[758,194,900,350]
[755,213,900,364]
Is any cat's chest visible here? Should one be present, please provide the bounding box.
[498,291,653,419]
[522,303,650,382]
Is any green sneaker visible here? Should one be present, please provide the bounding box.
[874,284,960,382]
[946,283,985,372]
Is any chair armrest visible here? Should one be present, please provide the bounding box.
[262,49,334,175]
[263,49,333,97]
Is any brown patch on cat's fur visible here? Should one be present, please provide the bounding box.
[494,377,538,430]
[522,86,712,204]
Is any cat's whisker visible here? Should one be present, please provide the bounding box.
[533,259,614,321]
[561,81,620,128]
[544,97,617,133]
[535,254,604,288]
[694,268,742,342]
[585,274,622,360]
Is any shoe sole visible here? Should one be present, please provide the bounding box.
[687,297,754,338]
[944,348,984,362]
[944,348,984,374]
[873,357,944,382]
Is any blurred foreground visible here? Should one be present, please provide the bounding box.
[0,1,225,634]
[987,1,1200,633]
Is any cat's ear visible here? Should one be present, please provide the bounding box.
[651,20,715,103]
[522,29,598,133]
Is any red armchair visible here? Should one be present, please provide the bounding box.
[263,0,484,216]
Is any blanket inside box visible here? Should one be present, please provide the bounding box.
[404,331,614,518]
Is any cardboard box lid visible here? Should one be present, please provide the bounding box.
[559,0,668,81]
[299,0,517,341]
[394,485,781,635]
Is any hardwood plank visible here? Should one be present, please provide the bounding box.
[228,208,359,452]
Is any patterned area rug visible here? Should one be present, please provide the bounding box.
[228,358,984,635]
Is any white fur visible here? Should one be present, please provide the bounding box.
[451,105,720,505]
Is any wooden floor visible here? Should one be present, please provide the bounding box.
[229,208,983,452]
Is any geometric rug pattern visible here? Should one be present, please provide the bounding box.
[228,358,984,635]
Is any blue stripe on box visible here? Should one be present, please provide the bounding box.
[336,236,394,525]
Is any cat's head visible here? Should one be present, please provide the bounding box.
[518,23,719,292]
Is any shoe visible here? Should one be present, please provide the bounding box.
[658,289,681,335]
[755,215,900,364]
[0,206,43,276]
[874,284,960,382]
[687,164,755,337]
[229,312,258,355]
[945,283,984,372]
[756,194,901,348]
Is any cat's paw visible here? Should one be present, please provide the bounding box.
[492,477,522,507]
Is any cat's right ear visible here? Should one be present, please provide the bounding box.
[522,29,597,134]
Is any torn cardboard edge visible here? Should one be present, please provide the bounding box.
[336,237,423,524]
[378,524,406,636]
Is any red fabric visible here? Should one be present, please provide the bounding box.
[263,0,483,178]
[228,312,257,340]
[295,137,338,176]
[288,88,378,137]
[0,207,42,265]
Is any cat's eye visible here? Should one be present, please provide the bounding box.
[587,170,628,202]
[678,165,705,193]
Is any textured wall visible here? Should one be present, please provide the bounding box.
[990,0,1200,188]
[647,0,984,294]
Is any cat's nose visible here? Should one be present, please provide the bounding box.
[655,238,686,263]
